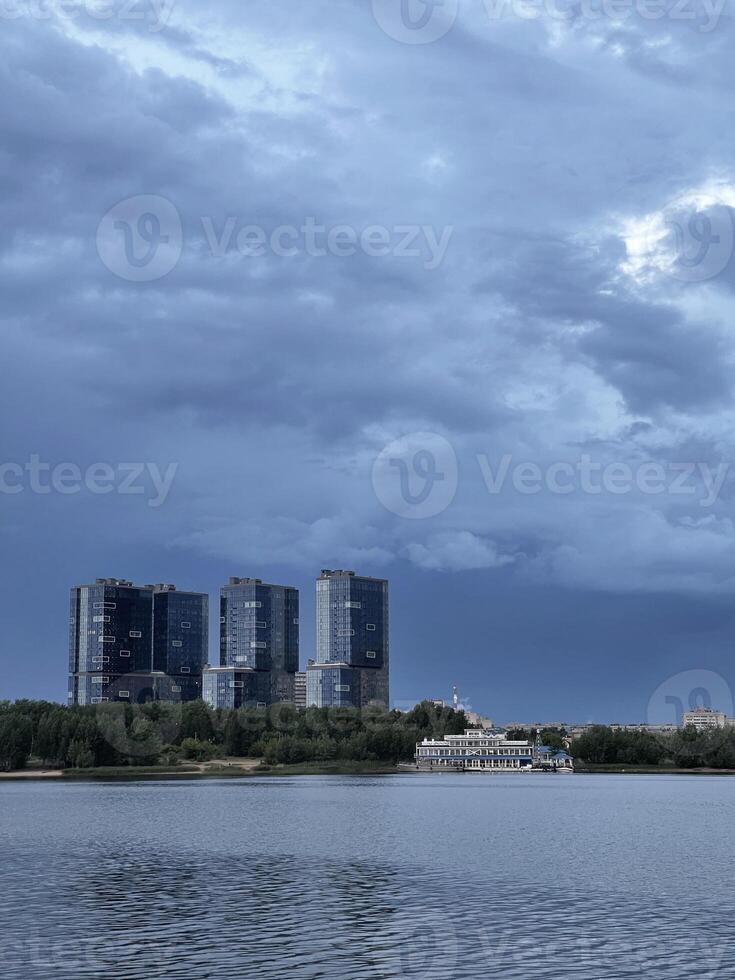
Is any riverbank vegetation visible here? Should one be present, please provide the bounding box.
[573,725,735,769]
[4,701,735,775]
[0,699,470,772]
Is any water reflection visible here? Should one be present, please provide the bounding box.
[2,778,734,980]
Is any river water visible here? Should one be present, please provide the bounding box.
[1,773,732,978]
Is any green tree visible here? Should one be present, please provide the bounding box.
[180,701,215,743]
[0,715,33,771]
[180,738,218,762]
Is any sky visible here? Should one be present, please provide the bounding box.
[2,0,735,722]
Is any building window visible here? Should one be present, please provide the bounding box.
[338,629,355,637]
[251,641,267,649]
[93,615,110,623]
[181,622,191,629]
[336,684,351,692]
[345,601,362,609]
[100,635,116,643]
[118,691,130,699]
[120,650,131,658]
[172,640,183,648]
[171,685,181,693]
[181,667,191,674]
[129,631,142,638]
[243,601,262,609]
[366,651,377,659]
[366,624,376,631]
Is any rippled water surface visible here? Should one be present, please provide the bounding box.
[2,773,733,979]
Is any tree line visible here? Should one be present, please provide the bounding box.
[573,724,735,769]
[0,699,471,771]
[5,702,734,772]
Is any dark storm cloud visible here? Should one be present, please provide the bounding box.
[3,2,735,711]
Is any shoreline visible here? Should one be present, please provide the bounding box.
[3,761,735,781]
[0,760,400,782]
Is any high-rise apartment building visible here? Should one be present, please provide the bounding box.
[68,579,208,705]
[152,583,209,700]
[306,570,389,709]
[202,577,299,709]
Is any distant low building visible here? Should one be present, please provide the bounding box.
[294,671,307,710]
[566,723,678,740]
[465,710,493,728]
[414,729,573,772]
[682,707,730,731]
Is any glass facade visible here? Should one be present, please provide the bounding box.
[209,577,299,707]
[152,586,208,677]
[68,579,208,705]
[308,570,389,708]
[70,671,202,706]
[305,664,357,708]
[69,581,153,678]
[294,671,307,710]
[202,667,271,710]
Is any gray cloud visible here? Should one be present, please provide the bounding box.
[3,2,735,613]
